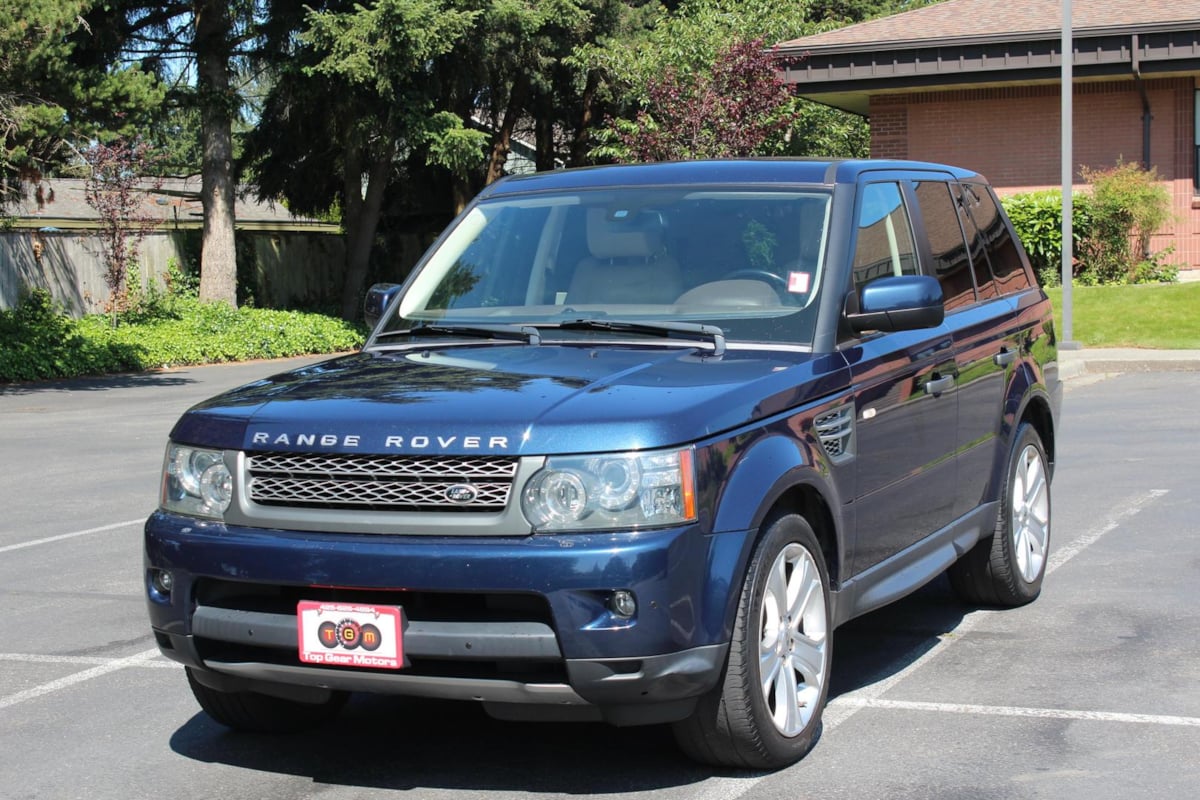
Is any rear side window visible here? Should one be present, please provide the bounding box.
[952,182,997,301]
[852,182,919,292]
[962,182,1032,296]
[914,181,975,313]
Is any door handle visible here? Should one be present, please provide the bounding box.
[925,373,955,396]
[994,347,1017,367]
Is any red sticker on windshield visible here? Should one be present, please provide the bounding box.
[788,272,812,293]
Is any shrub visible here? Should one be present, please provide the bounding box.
[1002,162,1177,286]
[1,289,366,383]
[1078,162,1176,285]
[0,290,143,382]
[1001,190,1088,287]
[76,298,366,369]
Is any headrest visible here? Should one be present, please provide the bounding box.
[586,208,663,260]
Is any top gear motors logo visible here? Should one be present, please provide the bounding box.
[317,618,383,652]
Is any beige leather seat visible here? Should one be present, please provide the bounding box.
[567,209,682,304]
[675,279,781,307]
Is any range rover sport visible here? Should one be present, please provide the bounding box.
[145,159,1061,768]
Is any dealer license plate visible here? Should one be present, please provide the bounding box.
[297,601,405,670]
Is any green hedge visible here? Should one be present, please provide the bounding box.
[1002,163,1178,286]
[1,290,366,383]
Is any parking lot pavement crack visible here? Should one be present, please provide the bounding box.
[0,648,164,711]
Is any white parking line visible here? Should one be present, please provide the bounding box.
[0,489,1178,797]
[0,648,163,710]
[0,519,144,554]
[0,652,178,669]
[840,697,1200,728]
[696,487,1171,800]
[1045,489,1170,575]
[830,487,1171,717]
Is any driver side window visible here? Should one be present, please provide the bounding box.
[852,182,919,293]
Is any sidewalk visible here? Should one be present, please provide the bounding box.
[1060,347,1200,380]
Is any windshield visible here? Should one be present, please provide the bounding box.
[380,186,832,347]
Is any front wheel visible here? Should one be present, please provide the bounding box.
[673,514,831,769]
[186,668,347,733]
[950,423,1051,606]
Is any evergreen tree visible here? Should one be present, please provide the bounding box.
[1,0,162,205]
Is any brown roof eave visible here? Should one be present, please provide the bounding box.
[776,20,1200,59]
[781,26,1200,96]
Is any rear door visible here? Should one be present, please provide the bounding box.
[949,182,1038,517]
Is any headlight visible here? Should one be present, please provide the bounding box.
[162,444,233,519]
[522,448,696,532]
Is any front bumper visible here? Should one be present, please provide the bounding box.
[145,511,751,724]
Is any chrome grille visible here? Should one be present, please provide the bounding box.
[814,405,855,463]
[246,452,517,511]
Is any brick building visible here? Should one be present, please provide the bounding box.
[777,0,1200,271]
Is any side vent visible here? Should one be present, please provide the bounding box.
[813,404,855,464]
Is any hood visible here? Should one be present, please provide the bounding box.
[172,344,849,455]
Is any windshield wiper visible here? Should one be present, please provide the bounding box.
[384,323,541,346]
[555,319,725,356]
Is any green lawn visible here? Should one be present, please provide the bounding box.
[1045,282,1200,349]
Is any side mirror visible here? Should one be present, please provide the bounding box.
[845,275,944,334]
[363,283,403,329]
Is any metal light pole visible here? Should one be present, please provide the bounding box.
[1060,0,1077,346]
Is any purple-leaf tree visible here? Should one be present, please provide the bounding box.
[615,38,799,162]
[82,138,164,320]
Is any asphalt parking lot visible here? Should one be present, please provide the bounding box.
[1,358,1198,799]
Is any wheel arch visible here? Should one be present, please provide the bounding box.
[1018,391,1056,477]
[757,483,842,591]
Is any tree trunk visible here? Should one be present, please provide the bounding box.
[568,71,600,167]
[194,0,237,307]
[339,141,395,320]
[451,177,472,215]
[535,105,555,172]
[484,76,528,186]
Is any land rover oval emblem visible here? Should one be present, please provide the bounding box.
[445,484,479,504]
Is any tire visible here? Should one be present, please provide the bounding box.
[673,514,832,769]
[949,423,1051,607]
[186,668,347,733]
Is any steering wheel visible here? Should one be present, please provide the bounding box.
[719,269,797,304]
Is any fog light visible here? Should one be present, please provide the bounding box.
[151,569,173,596]
[610,590,637,619]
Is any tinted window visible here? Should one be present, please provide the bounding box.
[914,181,975,313]
[950,182,996,300]
[852,182,919,292]
[963,182,1032,296]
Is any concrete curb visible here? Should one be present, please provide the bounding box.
[1060,348,1200,380]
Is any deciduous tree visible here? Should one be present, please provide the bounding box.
[81,137,164,318]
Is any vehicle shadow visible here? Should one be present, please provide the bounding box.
[828,573,972,698]
[170,697,722,793]
[0,371,196,396]
[168,576,975,791]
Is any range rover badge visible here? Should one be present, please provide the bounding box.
[445,484,479,504]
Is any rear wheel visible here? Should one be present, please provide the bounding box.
[673,513,831,769]
[950,423,1051,606]
[186,668,346,733]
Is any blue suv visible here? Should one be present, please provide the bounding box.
[145,159,1060,768]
